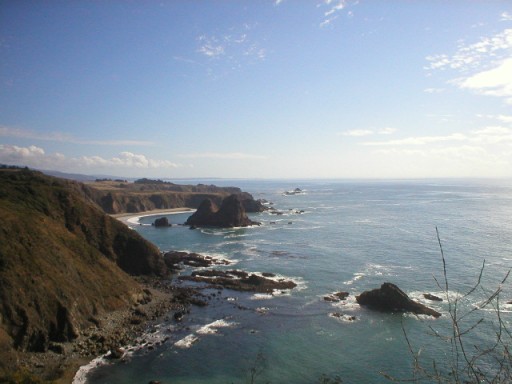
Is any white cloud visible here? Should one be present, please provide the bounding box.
[177,152,267,160]
[426,28,512,104]
[471,126,512,144]
[364,133,468,146]
[0,125,155,146]
[423,87,445,94]
[340,129,373,137]
[458,58,512,104]
[497,114,512,123]
[378,127,397,135]
[501,12,512,21]
[339,127,396,137]
[0,145,180,172]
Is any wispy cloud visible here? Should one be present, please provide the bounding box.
[177,152,267,160]
[364,127,512,147]
[196,25,266,63]
[363,133,468,146]
[0,126,155,146]
[424,87,445,94]
[501,12,512,21]
[197,35,225,58]
[426,27,512,105]
[340,129,373,137]
[339,127,397,137]
[0,145,180,171]
[425,29,512,73]
[319,0,346,28]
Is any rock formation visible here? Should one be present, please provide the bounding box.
[153,217,170,227]
[179,270,297,293]
[185,194,260,228]
[356,283,441,318]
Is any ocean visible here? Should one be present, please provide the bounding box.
[83,179,512,383]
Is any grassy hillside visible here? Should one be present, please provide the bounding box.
[0,168,167,375]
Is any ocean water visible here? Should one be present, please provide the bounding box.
[84,179,512,383]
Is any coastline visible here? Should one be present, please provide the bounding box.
[13,278,181,384]
[111,207,196,225]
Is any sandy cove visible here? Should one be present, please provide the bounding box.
[112,207,196,226]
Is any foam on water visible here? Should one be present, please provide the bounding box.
[196,319,237,334]
[174,334,199,348]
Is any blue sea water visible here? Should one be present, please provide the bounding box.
[85,179,512,383]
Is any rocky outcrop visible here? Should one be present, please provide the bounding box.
[185,194,260,228]
[179,270,297,293]
[163,251,230,271]
[423,293,443,302]
[153,217,170,227]
[356,283,441,318]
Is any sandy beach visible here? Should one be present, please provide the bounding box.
[112,208,196,225]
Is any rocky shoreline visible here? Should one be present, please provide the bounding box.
[11,277,198,384]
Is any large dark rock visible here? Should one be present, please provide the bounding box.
[185,194,259,228]
[153,217,170,227]
[356,283,441,318]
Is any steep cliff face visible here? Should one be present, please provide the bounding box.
[0,168,166,368]
[81,180,266,214]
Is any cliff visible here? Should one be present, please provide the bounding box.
[0,168,167,375]
[81,179,266,214]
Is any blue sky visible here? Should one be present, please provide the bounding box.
[1,1,512,179]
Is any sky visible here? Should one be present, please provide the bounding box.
[1,1,512,179]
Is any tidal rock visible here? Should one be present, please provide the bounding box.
[356,282,441,318]
[185,194,260,228]
[163,250,230,271]
[153,217,170,227]
[324,291,349,302]
[423,293,443,302]
[179,269,297,294]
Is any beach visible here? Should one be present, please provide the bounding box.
[111,207,196,226]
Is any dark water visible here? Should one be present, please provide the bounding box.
[83,179,512,383]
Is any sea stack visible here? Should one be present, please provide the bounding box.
[185,194,259,228]
[356,282,441,318]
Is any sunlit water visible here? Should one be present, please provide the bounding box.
[84,179,512,383]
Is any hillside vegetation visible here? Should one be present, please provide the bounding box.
[0,168,167,375]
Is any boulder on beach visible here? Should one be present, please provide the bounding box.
[185,194,260,228]
[356,282,441,318]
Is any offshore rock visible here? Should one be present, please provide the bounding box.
[153,217,170,227]
[356,283,441,318]
[185,194,260,228]
[179,270,297,294]
[163,250,230,271]
[423,293,443,302]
